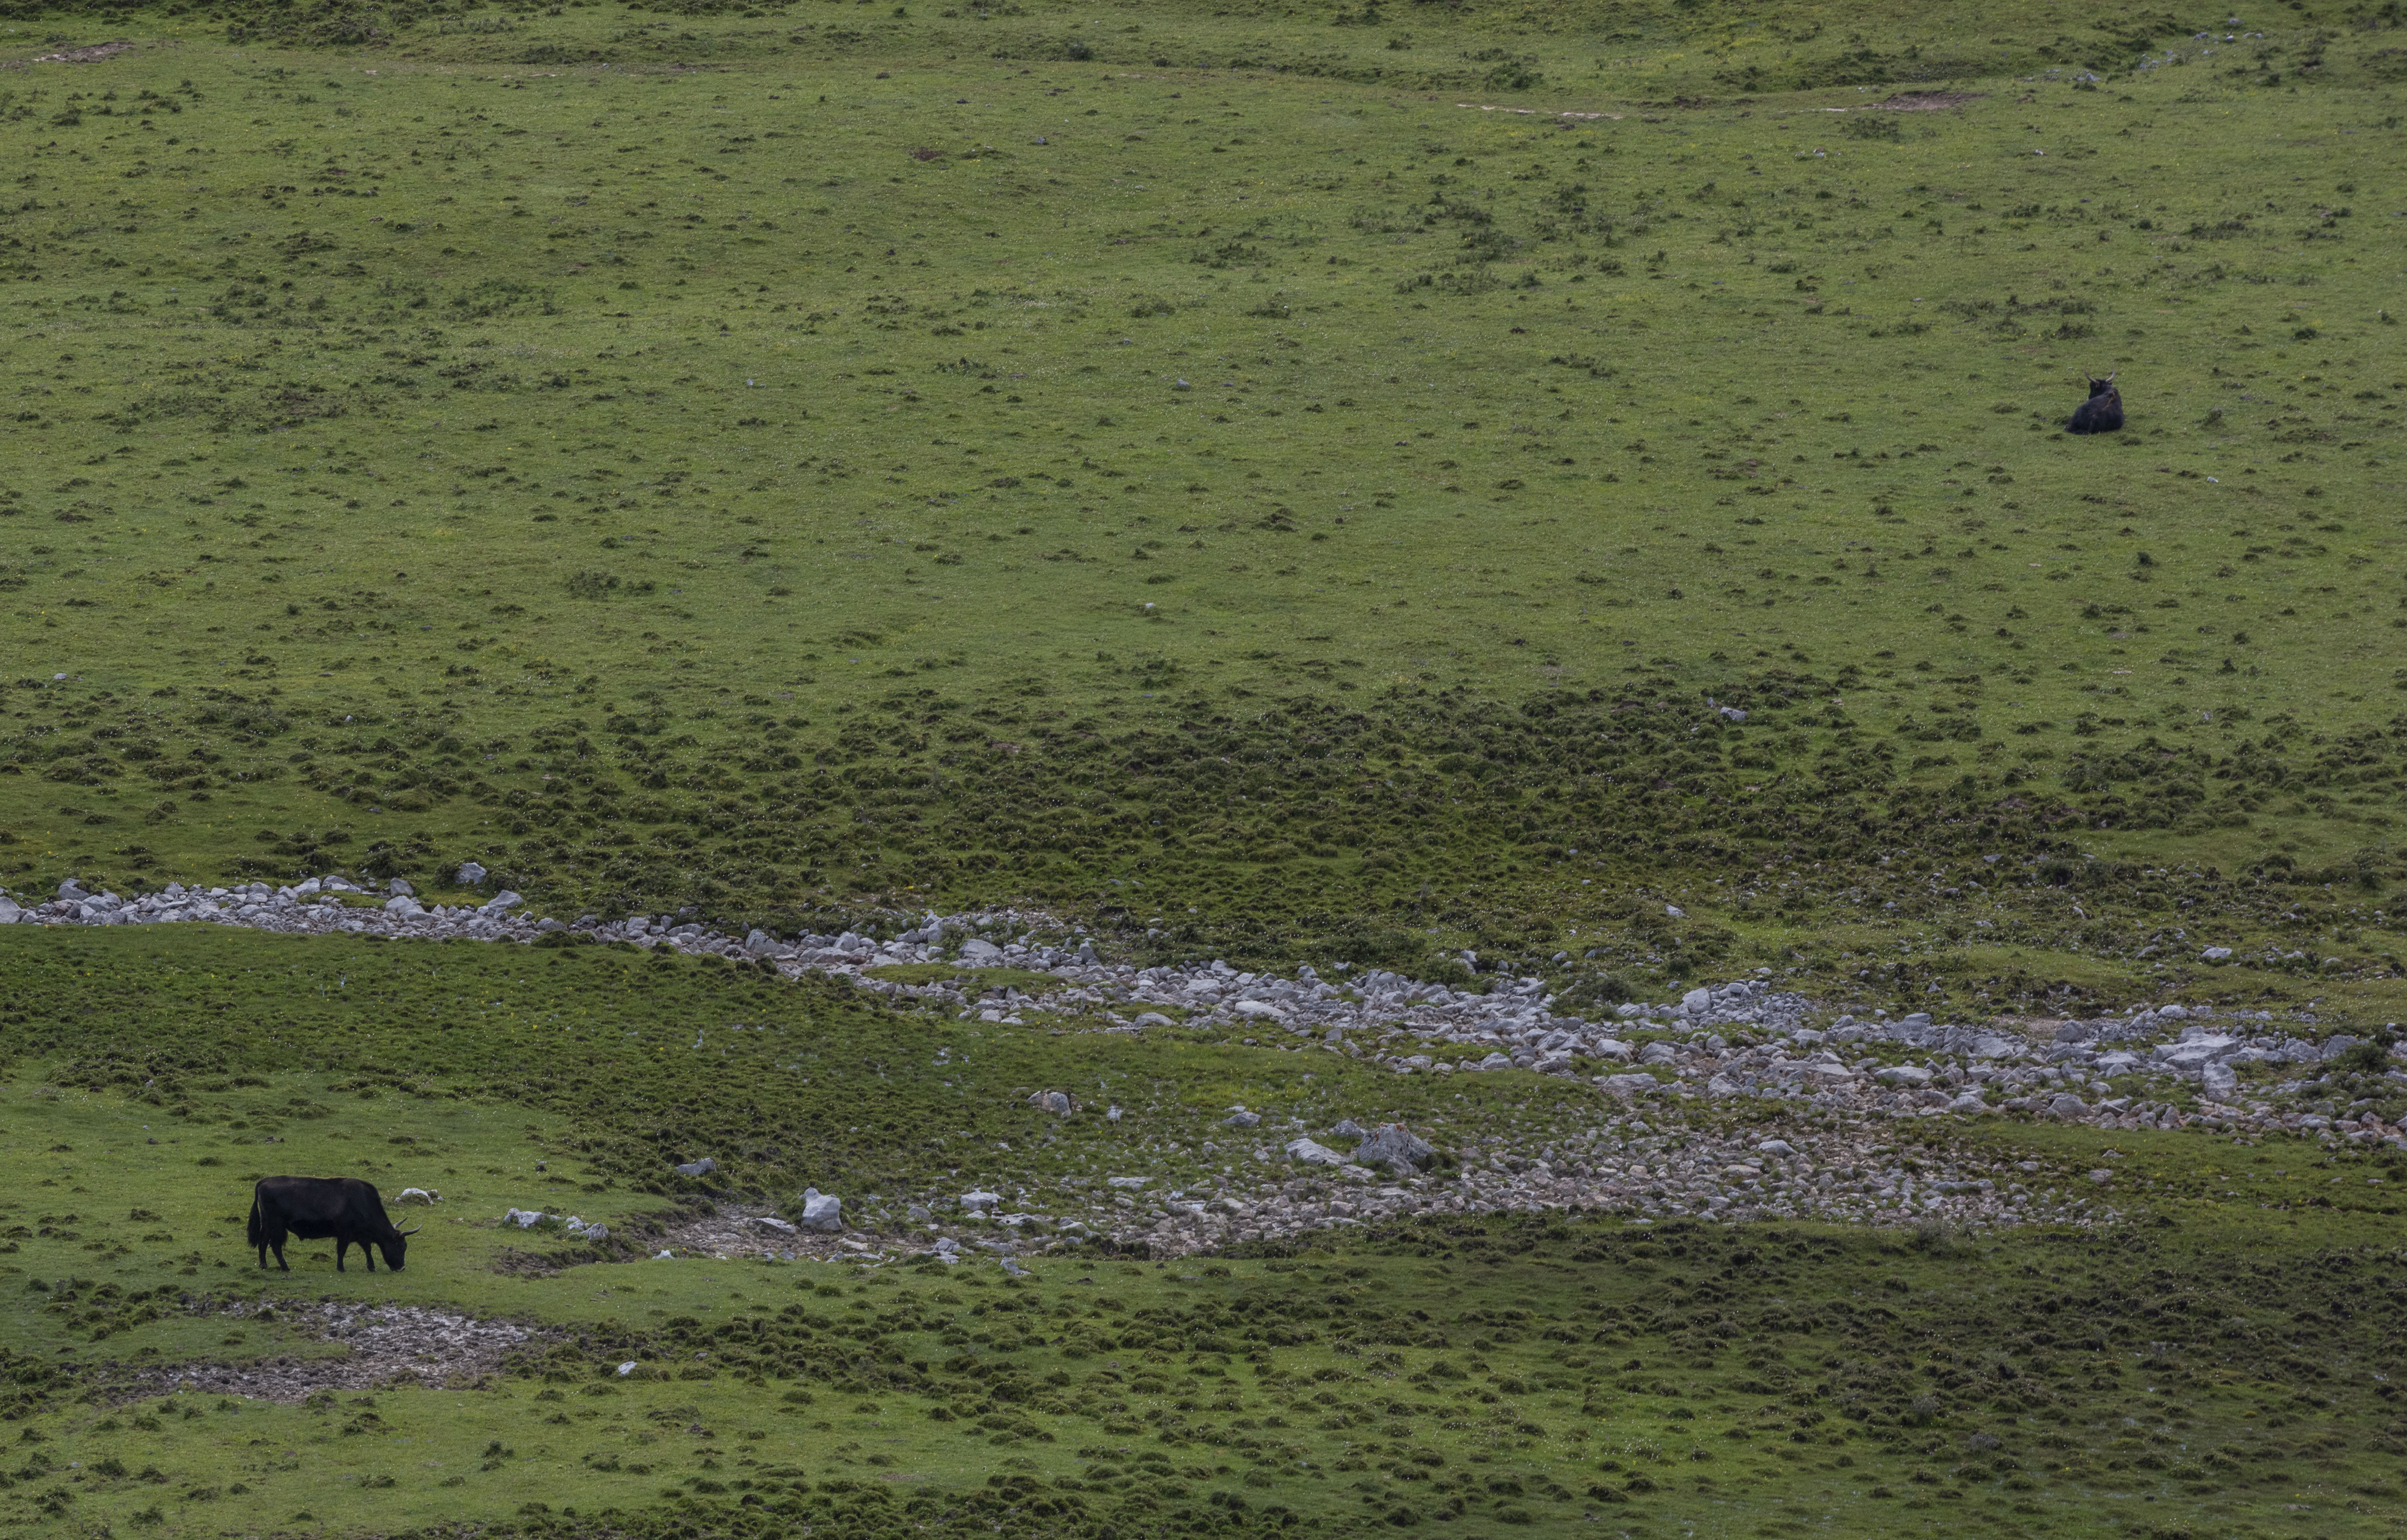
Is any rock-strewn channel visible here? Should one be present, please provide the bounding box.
[9,878,2404,1258]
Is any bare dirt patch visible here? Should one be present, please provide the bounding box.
[1872,90,1986,110]
[2,41,135,69]
[119,1301,550,1404]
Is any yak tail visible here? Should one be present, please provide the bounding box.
[246,1190,264,1248]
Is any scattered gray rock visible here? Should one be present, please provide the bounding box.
[1351,1123,1434,1171]
[961,1190,1003,1211]
[456,862,489,886]
[799,1188,843,1232]
[387,878,414,897]
[673,1158,717,1178]
[959,938,1005,965]
[1028,1089,1075,1116]
[1330,1118,1368,1140]
[1283,1137,1347,1167]
[2047,1092,2090,1119]
[1222,1108,1262,1129]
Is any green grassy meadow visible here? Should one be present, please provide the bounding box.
[3,2,2407,1536]
[0,0,2402,1003]
[3,925,2407,1539]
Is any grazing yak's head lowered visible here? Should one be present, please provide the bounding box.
[248,1175,420,1273]
[2067,371,2123,434]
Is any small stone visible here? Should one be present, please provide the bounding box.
[799,1188,843,1232]
[2087,1169,2114,1185]
[1601,1072,1661,1099]
[1283,1137,1347,1167]
[959,938,1005,964]
[456,861,489,886]
[1222,1109,1263,1129]
[673,1158,717,1177]
[1351,1123,1435,1171]
[617,1361,640,1377]
[387,878,415,897]
[750,1216,799,1235]
[2048,1092,2090,1119]
[1754,1139,1797,1158]
[2201,946,2234,962]
[1876,1066,1933,1086]
[1028,1089,1075,1116]
[1330,1118,1367,1139]
[395,1188,441,1205]
[1132,1012,1177,1028]
[961,1189,1003,1211]
[56,878,89,903]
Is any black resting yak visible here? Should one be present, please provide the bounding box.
[248,1175,418,1272]
[2067,372,2124,434]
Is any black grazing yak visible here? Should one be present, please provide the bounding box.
[248,1176,419,1272]
[2067,372,2124,434]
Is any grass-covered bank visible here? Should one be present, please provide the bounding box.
[0,2,2403,1009]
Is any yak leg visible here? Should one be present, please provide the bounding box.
[361,1244,377,1273]
[334,1238,348,1273]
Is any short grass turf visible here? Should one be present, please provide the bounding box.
[3,929,2407,1539]
[0,3,2405,1010]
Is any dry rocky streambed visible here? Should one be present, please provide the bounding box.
[7,874,2403,1259]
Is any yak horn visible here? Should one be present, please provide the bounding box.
[397,1226,421,1237]
[2103,371,2117,383]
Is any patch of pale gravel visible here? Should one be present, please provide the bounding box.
[658,1204,892,1263]
[122,1300,550,1403]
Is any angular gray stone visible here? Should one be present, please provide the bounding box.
[456,862,489,886]
[673,1158,717,1177]
[1221,1109,1262,1129]
[1754,1139,1797,1158]
[57,878,89,902]
[2047,1092,2089,1119]
[1283,1137,1347,1167]
[2201,1061,2239,1101]
[959,938,1005,965]
[960,1189,1002,1211]
[1330,1119,1368,1139]
[482,890,524,913]
[1601,1072,1662,1098]
[1351,1123,1435,1170]
[1875,1065,1933,1086]
[387,878,415,897]
[2201,946,2234,962]
[800,1188,843,1232]
[1028,1089,1075,1116]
